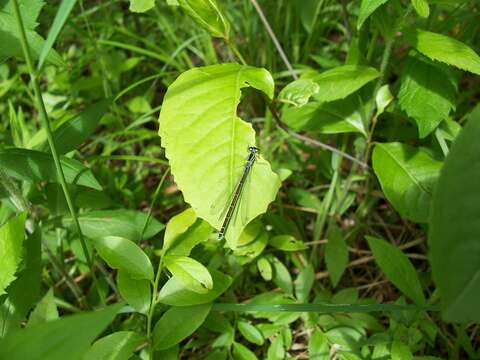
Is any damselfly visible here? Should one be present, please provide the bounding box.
[217,146,260,241]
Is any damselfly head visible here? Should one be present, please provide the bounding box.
[248,146,260,154]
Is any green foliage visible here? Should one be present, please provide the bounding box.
[177,0,230,39]
[430,117,480,322]
[357,0,390,29]
[164,255,213,293]
[129,0,155,13]
[83,331,144,360]
[325,224,348,287]
[117,271,151,314]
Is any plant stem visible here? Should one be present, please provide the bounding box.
[146,254,165,358]
[12,0,104,305]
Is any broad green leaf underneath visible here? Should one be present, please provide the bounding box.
[429,117,480,322]
[83,331,144,360]
[94,236,154,281]
[153,303,212,350]
[158,64,280,246]
[372,142,442,223]
[406,29,480,75]
[398,56,456,138]
[0,212,26,295]
[0,303,123,360]
[117,271,151,314]
[366,236,425,305]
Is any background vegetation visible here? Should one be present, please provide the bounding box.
[0,0,480,359]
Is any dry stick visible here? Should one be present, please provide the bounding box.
[12,0,104,305]
[249,0,298,80]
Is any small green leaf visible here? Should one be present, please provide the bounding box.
[312,65,380,102]
[406,29,480,75]
[398,56,456,138]
[83,331,144,360]
[64,209,164,242]
[163,208,198,252]
[153,303,211,350]
[295,264,314,303]
[269,235,307,251]
[372,142,442,223]
[357,0,390,29]
[0,303,123,360]
[158,269,231,306]
[366,236,425,304]
[94,236,154,281]
[117,271,151,314]
[238,321,264,345]
[267,335,284,360]
[325,224,348,287]
[375,84,393,116]
[0,212,26,295]
[177,0,230,39]
[412,0,430,17]
[391,340,414,360]
[257,257,272,281]
[27,289,58,327]
[0,148,101,190]
[164,255,213,294]
[308,329,329,359]
[278,79,319,107]
[129,0,155,12]
[270,256,293,295]
[158,64,279,246]
[232,342,258,360]
[430,117,480,322]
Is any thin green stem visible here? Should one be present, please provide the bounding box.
[12,0,104,305]
[141,168,170,241]
[147,254,165,358]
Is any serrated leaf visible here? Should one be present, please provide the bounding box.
[158,64,280,246]
[278,79,319,107]
[372,142,442,223]
[283,95,367,136]
[238,321,264,345]
[94,236,154,281]
[357,0,390,29]
[0,303,123,360]
[177,0,230,39]
[406,29,480,75]
[158,269,231,306]
[0,148,101,190]
[129,0,155,12]
[398,56,456,138]
[83,331,144,360]
[366,236,425,304]
[64,209,164,242]
[312,65,380,102]
[430,117,480,322]
[412,0,430,17]
[325,224,348,287]
[0,212,26,295]
[153,303,211,350]
[117,271,151,314]
[164,255,213,294]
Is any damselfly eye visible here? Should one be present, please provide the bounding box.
[248,146,260,154]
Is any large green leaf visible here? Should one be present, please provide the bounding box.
[177,0,230,39]
[366,236,425,305]
[312,65,380,102]
[0,212,26,295]
[0,303,123,360]
[357,0,390,29]
[0,0,63,65]
[83,331,144,360]
[158,269,231,306]
[164,255,213,294]
[398,56,456,138]
[153,303,212,350]
[372,142,442,223]
[0,148,101,190]
[94,236,154,281]
[430,117,480,322]
[158,64,280,245]
[282,95,367,136]
[406,29,480,75]
[64,209,164,241]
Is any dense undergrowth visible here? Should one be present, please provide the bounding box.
[1,0,480,359]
